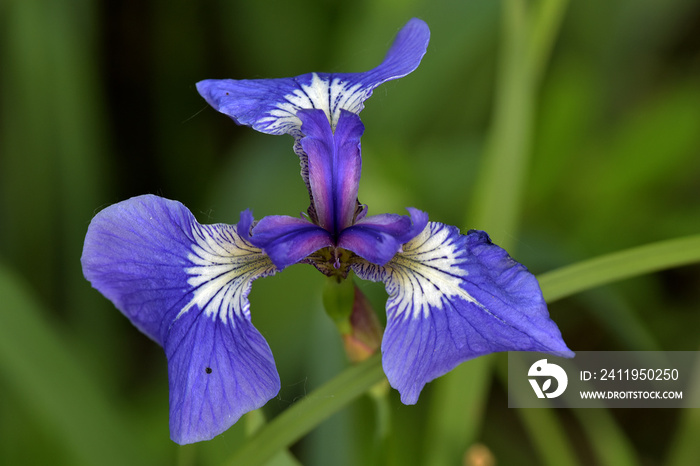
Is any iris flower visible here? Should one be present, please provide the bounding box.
[81,18,572,445]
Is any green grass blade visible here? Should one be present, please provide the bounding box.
[422,356,494,465]
[665,348,700,466]
[518,409,580,466]
[573,410,639,466]
[224,354,385,466]
[496,362,580,466]
[527,0,570,84]
[244,410,304,466]
[0,265,147,466]
[467,0,534,241]
[538,234,700,303]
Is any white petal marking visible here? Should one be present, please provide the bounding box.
[354,222,490,320]
[178,223,275,325]
[258,73,368,134]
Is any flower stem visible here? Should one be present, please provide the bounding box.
[539,234,700,303]
[224,354,385,466]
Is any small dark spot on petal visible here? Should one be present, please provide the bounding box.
[205,367,213,374]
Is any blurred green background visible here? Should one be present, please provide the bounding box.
[1,0,699,465]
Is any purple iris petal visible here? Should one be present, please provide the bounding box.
[300,108,363,234]
[356,18,432,92]
[166,304,279,444]
[242,214,333,270]
[195,18,430,137]
[352,222,573,404]
[81,195,280,444]
[339,208,429,266]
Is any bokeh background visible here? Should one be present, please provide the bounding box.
[1,0,699,465]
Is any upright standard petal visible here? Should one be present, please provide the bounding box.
[195,18,430,137]
[352,222,573,404]
[300,108,363,234]
[81,195,280,444]
[355,18,431,91]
